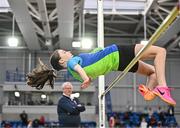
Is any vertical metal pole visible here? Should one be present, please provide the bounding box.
[82,9,85,38]
[144,15,147,40]
[133,73,137,112]
[22,51,25,74]
[12,15,15,37]
[97,0,105,128]
[79,14,81,39]
[28,52,31,72]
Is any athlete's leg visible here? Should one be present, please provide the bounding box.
[134,44,176,105]
[137,61,157,100]
[137,61,158,90]
[135,44,167,86]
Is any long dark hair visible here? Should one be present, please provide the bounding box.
[26,58,56,90]
[50,50,64,71]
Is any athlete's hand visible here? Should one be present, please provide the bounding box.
[81,77,91,89]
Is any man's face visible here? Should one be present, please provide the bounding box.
[63,83,73,96]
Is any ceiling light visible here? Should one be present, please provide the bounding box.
[72,41,81,48]
[41,94,47,99]
[8,36,19,47]
[81,38,93,49]
[7,15,19,47]
[14,91,20,97]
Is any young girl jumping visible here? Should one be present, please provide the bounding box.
[27,44,176,106]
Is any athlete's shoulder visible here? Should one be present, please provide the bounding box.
[67,56,82,70]
[69,56,81,62]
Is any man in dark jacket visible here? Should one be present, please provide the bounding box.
[57,82,85,127]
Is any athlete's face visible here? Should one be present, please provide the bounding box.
[58,49,73,64]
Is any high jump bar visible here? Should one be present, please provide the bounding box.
[100,4,180,98]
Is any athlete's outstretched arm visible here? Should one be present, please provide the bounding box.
[74,64,91,89]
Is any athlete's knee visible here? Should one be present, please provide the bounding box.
[158,47,166,55]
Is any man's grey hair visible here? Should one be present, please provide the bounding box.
[61,82,73,90]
